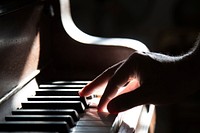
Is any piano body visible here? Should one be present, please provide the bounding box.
[0,0,155,132]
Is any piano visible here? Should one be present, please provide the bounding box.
[0,0,155,132]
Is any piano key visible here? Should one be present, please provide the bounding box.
[70,131,108,133]
[12,109,79,121]
[21,101,85,113]
[35,89,80,96]
[5,115,75,127]
[76,120,113,127]
[0,121,69,133]
[79,108,117,122]
[0,131,58,133]
[27,96,88,108]
[39,84,85,89]
[50,81,90,85]
[70,126,111,133]
[72,109,118,132]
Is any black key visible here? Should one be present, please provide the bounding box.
[12,109,79,121]
[35,89,80,96]
[5,115,75,127]
[21,101,85,113]
[0,121,69,133]
[27,96,88,108]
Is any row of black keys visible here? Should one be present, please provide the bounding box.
[0,81,93,133]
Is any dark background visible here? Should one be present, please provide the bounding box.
[70,0,200,55]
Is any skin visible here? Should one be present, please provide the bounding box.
[79,36,200,114]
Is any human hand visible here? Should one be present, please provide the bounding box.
[79,51,200,114]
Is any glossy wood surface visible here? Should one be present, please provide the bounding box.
[0,1,42,98]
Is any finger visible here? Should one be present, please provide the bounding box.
[98,60,134,112]
[79,60,125,97]
[107,85,149,114]
[117,79,140,96]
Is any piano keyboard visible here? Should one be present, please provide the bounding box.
[0,79,155,133]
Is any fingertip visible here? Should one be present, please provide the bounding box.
[78,86,87,96]
[78,90,84,97]
[97,101,105,112]
[97,106,104,112]
[78,84,92,97]
[97,98,109,113]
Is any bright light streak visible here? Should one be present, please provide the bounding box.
[60,0,149,52]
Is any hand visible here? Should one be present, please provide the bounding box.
[79,51,200,114]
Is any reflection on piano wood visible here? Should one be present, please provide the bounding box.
[0,73,155,133]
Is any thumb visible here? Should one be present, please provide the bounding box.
[107,86,149,114]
